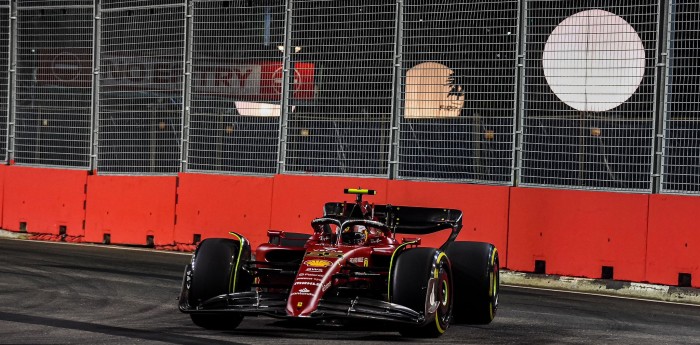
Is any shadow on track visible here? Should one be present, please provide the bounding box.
[0,311,241,345]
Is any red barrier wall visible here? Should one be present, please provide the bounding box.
[2,165,699,288]
[508,188,649,282]
[174,173,274,248]
[0,164,6,226]
[269,174,389,234]
[647,194,700,288]
[84,175,177,245]
[2,166,87,236]
[387,180,510,265]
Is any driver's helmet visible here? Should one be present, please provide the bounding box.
[341,225,367,245]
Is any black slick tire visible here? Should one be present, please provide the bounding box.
[445,241,499,324]
[391,248,453,338]
[188,238,251,330]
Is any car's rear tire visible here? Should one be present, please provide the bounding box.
[445,241,499,324]
[391,248,452,338]
[188,238,251,330]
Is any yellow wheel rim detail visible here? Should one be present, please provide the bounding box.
[434,252,448,334]
[488,247,498,320]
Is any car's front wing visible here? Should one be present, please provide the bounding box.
[179,289,424,324]
[314,296,424,324]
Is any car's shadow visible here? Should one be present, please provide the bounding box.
[219,318,415,342]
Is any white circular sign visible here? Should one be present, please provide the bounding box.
[542,9,645,112]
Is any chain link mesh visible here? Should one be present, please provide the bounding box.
[398,0,519,183]
[4,1,700,194]
[14,1,93,168]
[187,0,285,175]
[520,0,658,191]
[662,1,700,194]
[283,0,394,176]
[97,0,185,174]
[0,4,8,162]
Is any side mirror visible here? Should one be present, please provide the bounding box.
[267,230,285,245]
[401,237,421,246]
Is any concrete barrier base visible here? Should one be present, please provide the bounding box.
[501,270,700,305]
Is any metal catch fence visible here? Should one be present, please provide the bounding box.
[187,0,285,175]
[520,0,659,191]
[0,3,8,163]
[397,0,519,184]
[282,0,395,176]
[14,0,93,168]
[662,1,700,194]
[97,0,185,174]
[0,1,699,195]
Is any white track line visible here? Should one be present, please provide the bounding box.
[1,236,192,255]
[503,284,700,307]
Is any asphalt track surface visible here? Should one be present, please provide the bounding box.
[1,238,699,345]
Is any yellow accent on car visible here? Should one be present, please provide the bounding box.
[434,252,447,334]
[344,188,376,195]
[228,232,245,293]
[304,259,333,267]
[386,240,418,301]
[488,247,498,320]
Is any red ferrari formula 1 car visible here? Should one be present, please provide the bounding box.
[178,188,499,337]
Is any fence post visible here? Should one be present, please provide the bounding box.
[89,0,101,173]
[653,0,671,193]
[276,0,293,174]
[6,0,16,164]
[388,0,403,180]
[513,0,527,187]
[181,0,193,173]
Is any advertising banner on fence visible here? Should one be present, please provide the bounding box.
[37,49,314,100]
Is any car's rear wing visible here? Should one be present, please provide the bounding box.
[323,202,463,246]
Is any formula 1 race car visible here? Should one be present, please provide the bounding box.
[178,188,499,337]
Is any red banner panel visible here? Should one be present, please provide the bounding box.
[2,166,87,236]
[269,174,389,234]
[174,173,274,248]
[508,187,649,281]
[386,180,510,265]
[191,60,314,101]
[37,49,314,101]
[36,49,92,88]
[84,176,177,246]
[647,194,700,288]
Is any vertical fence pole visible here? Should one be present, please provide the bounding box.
[276,0,293,174]
[6,0,16,164]
[89,0,101,173]
[388,0,403,180]
[513,0,527,187]
[181,0,193,173]
[652,0,670,194]
[654,0,673,194]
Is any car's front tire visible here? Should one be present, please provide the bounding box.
[391,248,453,338]
[187,238,251,330]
